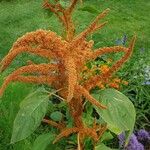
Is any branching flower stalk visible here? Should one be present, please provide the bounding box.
[0,0,136,149]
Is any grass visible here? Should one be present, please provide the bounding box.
[0,0,150,149]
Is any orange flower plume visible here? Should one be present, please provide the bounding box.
[0,0,136,149]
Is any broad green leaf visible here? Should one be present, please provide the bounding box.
[101,131,114,142]
[32,133,56,150]
[11,88,49,143]
[95,143,112,150]
[50,111,63,122]
[93,89,136,144]
[78,6,99,14]
[83,113,94,126]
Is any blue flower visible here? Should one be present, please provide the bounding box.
[136,129,150,142]
[115,34,127,46]
[118,132,125,148]
[126,134,144,150]
[118,133,144,150]
[143,81,150,85]
[122,34,127,46]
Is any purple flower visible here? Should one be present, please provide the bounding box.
[137,129,150,142]
[115,34,127,46]
[140,47,145,53]
[118,133,144,150]
[118,132,125,148]
[143,81,150,85]
[137,142,145,150]
[115,39,122,45]
[126,134,144,150]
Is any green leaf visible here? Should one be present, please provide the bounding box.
[101,131,114,142]
[78,6,99,14]
[11,88,49,143]
[95,143,112,150]
[93,89,136,144]
[50,111,63,122]
[83,113,94,126]
[32,133,56,150]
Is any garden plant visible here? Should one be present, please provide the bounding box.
[0,0,139,149]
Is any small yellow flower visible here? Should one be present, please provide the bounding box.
[113,78,121,83]
[109,82,119,89]
[100,65,109,74]
[106,58,113,64]
[97,82,105,89]
[122,80,129,85]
